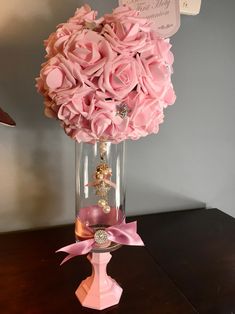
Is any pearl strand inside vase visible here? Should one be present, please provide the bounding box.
[91,141,115,214]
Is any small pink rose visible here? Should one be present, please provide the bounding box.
[44,97,58,118]
[137,54,172,100]
[148,33,174,65]
[57,89,94,124]
[45,23,83,59]
[36,54,83,99]
[90,110,128,141]
[100,55,138,100]
[124,91,164,140]
[64,30,116,77]
[72,129,96,143]
[68,5,97,25]
[163,85,176,107]
[103,6,151,54]
[44,5,98,59]
[104,6,149,28]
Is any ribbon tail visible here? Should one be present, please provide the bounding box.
[56,239,95,265]
[59,254,77,266]
[103,179,116,189]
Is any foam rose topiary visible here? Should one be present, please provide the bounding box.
[36,5,176,143]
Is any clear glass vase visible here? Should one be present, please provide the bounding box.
[75,141,126,252]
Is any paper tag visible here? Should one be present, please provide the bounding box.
[180,0,201,15]
[119,0,180,38]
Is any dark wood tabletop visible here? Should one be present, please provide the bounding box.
[0,208,234,314]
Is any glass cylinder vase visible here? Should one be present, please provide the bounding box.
[75,141,126,252]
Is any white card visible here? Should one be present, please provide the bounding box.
[180,0,201,15]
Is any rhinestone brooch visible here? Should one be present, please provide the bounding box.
[94,230,108,244]
[116,104,131,119]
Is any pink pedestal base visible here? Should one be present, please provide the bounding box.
[76,252,123,310]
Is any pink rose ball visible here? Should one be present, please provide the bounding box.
[36,5,176,144]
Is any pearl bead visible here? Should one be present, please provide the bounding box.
[98,199,107,207]
[103,205,111,214]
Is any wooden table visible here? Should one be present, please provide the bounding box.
[0,208,234,313]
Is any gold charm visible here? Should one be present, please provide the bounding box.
[87,141,115,214]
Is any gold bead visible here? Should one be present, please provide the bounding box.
[100,142,107,150]
[100,142,107,157]
[96,173,104,180]
[98,199,107,208]
[103,170,109,176]
[103,205,111,214]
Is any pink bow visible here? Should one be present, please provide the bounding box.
[56,221,144,265]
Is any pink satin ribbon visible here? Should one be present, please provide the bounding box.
[56,221,144,265]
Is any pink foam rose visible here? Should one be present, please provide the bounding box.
[57,91,129,143]
[44,23,83,59]
[99,55,139,100]
[104,6,150,29]
[58,93,96,143]
[44,97,58,118]
[146,33,174,66]
[63,115,96,143]
[45,5,99,59]
[125,91,164,140]
[68,5,105,35]
[89,94,128,141]
[58,89,94,123]
[58,101,88,127]
[137,53,173,101]
[36,54,83,99]
[55,84,92,107]
[63,29,116,77]
[72,129,96,143]
[103,6,151,54]
[68,4,97,25]
[90,110,128,141]
[163,85,176,107]
[155,37,174,66]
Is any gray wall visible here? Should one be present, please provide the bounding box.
[0,0,234,232]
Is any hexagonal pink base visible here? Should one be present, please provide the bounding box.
[76,252,123,310]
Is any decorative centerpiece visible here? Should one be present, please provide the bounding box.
[36,4,175,310]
